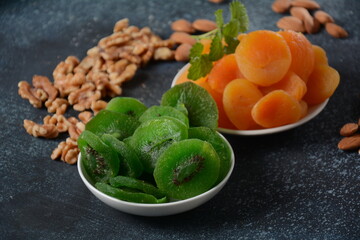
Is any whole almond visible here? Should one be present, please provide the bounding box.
[314,10,335,24]
[277,16,305,33]
[170,32,196,45]
[338,135,360,150]
[272,0,291,13]
[171,19,195,33]
[175,43,192,62]
[340,123,359,137]
[290,7,314,33]
[192,19,217,32]
[291,0,320,10]
[325,23,348,38]
[208,0,224,3]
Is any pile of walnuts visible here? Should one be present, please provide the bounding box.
[18,18,176,164]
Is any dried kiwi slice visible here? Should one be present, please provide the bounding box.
[110,176,165,199]
[188,127,232,184]
[161,82,218,129]
[101,134,144,178]
[154,139,220,200]
[139,105,189,127]
[129,117,188,174]
[95,182,167,204]
[85,109,139,140]
[78,130,119,183]
[106,97,147,119]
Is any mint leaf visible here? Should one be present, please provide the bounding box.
[209,34,224,61]
[224,36,239,54]
[189,42,204,59]
[223,19,240,38]
[214,9,224,31]
[230,1,249,32]
[188,55,212,80]
[187,1,249,80]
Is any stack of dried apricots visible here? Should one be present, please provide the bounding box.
[176,29,340,130]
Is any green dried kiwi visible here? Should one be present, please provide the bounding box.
[85,109,139,140]
[139,105,189,127]
[95,182,167,204]
[188,127,232,184]
[78,130,120,183]
[106,97,147,119]
[175,103,188,116]
[129,117,188,174]
[154,139,220,200]
[110,176,165,199]
[101,134,144,178]
[161,82,218,129]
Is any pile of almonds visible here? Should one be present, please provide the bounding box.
[169,18,217,61]
[338,120,360,154]
[272,0,348,38]
[18,18,176,164]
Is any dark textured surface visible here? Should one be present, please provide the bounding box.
[1,0,360,239]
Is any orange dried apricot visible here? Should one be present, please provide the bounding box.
[312,45,328,65]
[223,79,263,130]
[278,30,315,82]
[207,54,244,94]
[235,30,291,86]
[200,38,212,54]
[260,71,307,101]
[299,100,308,118]
[251,90,302,128]
[303,64,340,105]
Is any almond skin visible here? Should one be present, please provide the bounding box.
[272,0,291,13]
[277,16,305,33]
[290,7,314,34]
[192,19,217,32]
[314,10,335,24]
[171,19,195,33]
[291,0,320,10]
[208,0,224,3]
[338,135,360,150]
[175,43,192,61]
[170,32,196,45]
[340,123,359,137]
[325,23,349,38]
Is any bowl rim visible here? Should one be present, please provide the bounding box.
[172,63,329,136]
[77,132,235,208]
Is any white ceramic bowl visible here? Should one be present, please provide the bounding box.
[172,63,329,136]
[77,133,235,217]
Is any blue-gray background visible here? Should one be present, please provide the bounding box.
[0,0,359,239]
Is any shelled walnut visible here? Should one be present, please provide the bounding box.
[18,18,179,164]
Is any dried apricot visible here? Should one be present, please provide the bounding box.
[200,38,212,54]
[235,30,291,86]
[299,100,308,118]
[260,71,307,101]
[303,65,340,105]
[223,79,263,130]
[278,30,314,82]
[207,54,244,94]
[312,45,328,65]
[251,90,302,128]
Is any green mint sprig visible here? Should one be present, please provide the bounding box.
[188,1,249,80]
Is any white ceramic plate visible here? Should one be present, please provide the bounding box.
[77,133,235,217]
[172,63,329,136]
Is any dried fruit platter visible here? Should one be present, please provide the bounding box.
[2,0,359,239]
